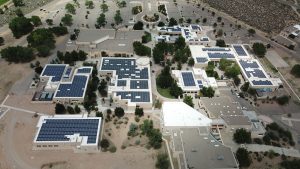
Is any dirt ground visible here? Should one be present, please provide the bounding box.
[0,111,163,169]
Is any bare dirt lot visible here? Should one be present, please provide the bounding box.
[202,0,300,33]
[0,111,163,169]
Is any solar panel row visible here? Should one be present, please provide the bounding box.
[196,57,208,63]
[117,80,127,86]
[202,48,230,52]
[77,68,92,74]
[130,80,148,89]
[42,65,67,82]
[208,53,234,59]
[55,75,88,97]
[233,45,247,56]
[37,119,99,144]
[252,80,272,86]
[182,72,196,86]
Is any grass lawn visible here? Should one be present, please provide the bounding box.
[157,87,175,99]
[0,0,9,6]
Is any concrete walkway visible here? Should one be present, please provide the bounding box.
[245,144,300,158]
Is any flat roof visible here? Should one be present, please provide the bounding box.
[54,75,89,98]
[76,29,115,43]
[180,128,238,169]
[221,115,251,126]
[34,115,101,146]
[41,64,67,82]
[162,102,211,127]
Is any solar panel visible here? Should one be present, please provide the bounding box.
[252,80,272,85]
[208,53,234,59]
[130,80,148,89]
[55,75,88,97]
[117,80,127,86]
[196,57,208,63]
[233,45,247,56]
[116,92,150,102]
[63,67,72,78]
[182,72,196,86]
[202,48,230,52]
[42,65,67,82]
[36,118,100,144]
[77,68,92,74]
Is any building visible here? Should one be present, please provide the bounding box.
[33,114,102,152]
[66,29,144,58]
[37,64,92,103]
[156,25,212,46]
[243,110,266,138]
[171,69,218,94]
[99,57,152,110]
[161,102,211,134]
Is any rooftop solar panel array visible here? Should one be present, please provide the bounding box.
[117,80,127,86]
[116,92,150,102]
[191,25,201,31]
[63,67,72,78]
[239,60,267,78]
[130,80,148,89]
[233,45,247,56]
[202,48,230,52]
[182,72,196,86]
[197,80,203,88]
[159,26,182,32]
[101,59,148,79]
[42,65,67,82]
[252,80,272,85]
[36,119,99,144]
[77,68,92,74]
[208,53,235,59]
[55,75,88,97]
[196,57,208,63]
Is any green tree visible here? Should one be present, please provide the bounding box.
[15,8,24,17]
[174,36,186,50]
[168,17,177,26]
[133,21,144,30]
[219,59,233,71]
[233,128,252,144]
[67,106,75,114]
[133,41,151,56]
[241,82,249,92]
[50,26,68,36]
[35,66,43,74]
[27,28,55,49]
[252,43,266,57]
[155,154,170,169]
[100,139,110,149]
[291,64,300,77]
[156,66,174,88]
[9,17,34,38]
[0,37,4,45]
[183,96,194,107]
[170,83,183,98]
[114,107,125,118]
[12,0,24,7]
[225,63,240,78]
[37,45,51,57]
[276,95,290,105]
[101,3,108,13]
[55,103,66,114]
[148,128,162,149]
[157,21,165,27]
[201,86,215,98]
[65,3,76,14]
[97,13,106,27]
[61,14,73,26]
[142,32,151,43]
[1,46,34,63]
[236,148,251,167]
[135,107,144,117]
[248,28,256,36]
[74,105,81,114]
[188,57,195,66]
[234,76,241,86]
[85,0,94,9]
[216,39,226,47]
[46,19,53,25]
[114,10,123,25]
[31,16,42,26]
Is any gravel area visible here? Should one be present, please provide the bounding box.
[202,0,300,33]
[0,0,54,26]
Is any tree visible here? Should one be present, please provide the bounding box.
[174,36,186,50]
[183,96,194,107]
[119,1,127,8]
[252,43,266,57]
[133,41,151,56]
[37,46,51,57]
[236,148,251,167]
[248,28,256,36]
[65,3,76,14]
[61,14,73,26]
[216,39,226,47]
[101,3,108,13]
[234,76,241,86]
[133,21,144,30]
[156,66,174,89]
[156,154,169,169]
[100,139,110,149]
[74,105,81,114]
[142,32,151,43]
[148,128,162,149]
[114,107,125,118]
[280,159,300,169]
[0,37,4,45]
[291,64,300,77]
[9,17,34,38]
[46,19,53,25]
[186,18,192,23]
[157,22,165,27]
[1,46,34,63]
[55,103,66,114]
[276,95,290,105]
[135,107,144,117]
[168,17,177,26]
[241,82,249,92]
[35,66,43,75]
[85,0,94,9]
[170,83,183,98]
[31,16,42,26]
[27,28,55,49]
[12,0,24,7]
[67,106,75,114]
[233,128,251,144]
[201,86,215,98]
[15,8,24,17]
[97,13,106,27]
[114,10,123,25]
[188,58,195,66]
[202,18,207,23]
[50,26,68,36]
[217,16,222,22]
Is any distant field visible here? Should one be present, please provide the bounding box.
[0,0,9,6]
